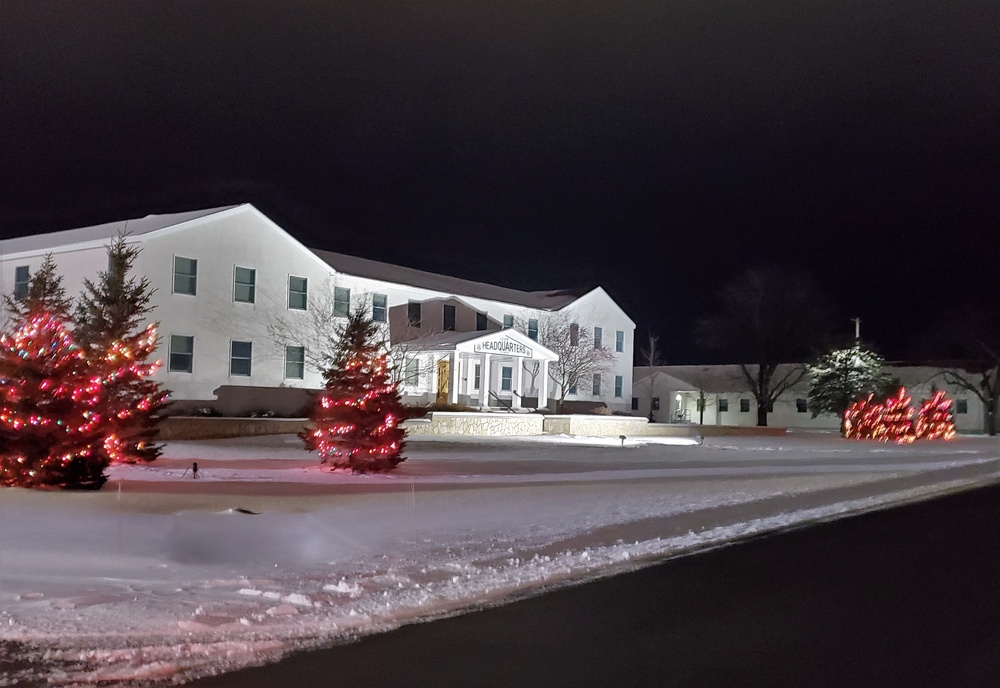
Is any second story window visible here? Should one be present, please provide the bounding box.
[408,302,421,328]
[13,265,29,300]
[528,318,538,341]
[234,267,255,303]
[288,276,308,310]
[476,311,488,331]
[593,326,603,349]
[503,314,514,328]
[592,373,602,396]
[570,323,579,346]
[372,293,387,323]
[615,330,624,353]
[443,304,456,331]
[173,257,197,295]
[334,287,351,317]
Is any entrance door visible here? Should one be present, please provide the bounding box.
[436,359,450,404]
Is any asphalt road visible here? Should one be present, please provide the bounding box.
[188,481,1000,688]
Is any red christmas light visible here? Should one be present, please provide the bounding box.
[844,387,956,444]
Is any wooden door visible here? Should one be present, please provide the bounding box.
[436,359,450,404]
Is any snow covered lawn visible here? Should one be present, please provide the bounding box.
[2,432,999,686]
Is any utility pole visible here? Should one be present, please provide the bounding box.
[851,317,861,341]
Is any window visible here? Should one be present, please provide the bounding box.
[614,375,623,398]
[528,318,538,341]
[631,397,639,411]
[740,398,750,413]
[285,346,305,379]
[652,397,660,411]
[594,326,603,349]
[408,302,421,328]
[766,401,774,412]
[718,398,729,413]
[569,382,578,395]
[570,323,579,346]
[288,276,307,310]
[168,335,194,373]
[372,293,387,323]
[796,398,808,413]
[503,314,514,328]
[404,359,420,385]
[334,287,351,317]
[697,398,704,412]
[443,304,456,331]
[592,373,601,396]
[230,341,252,376]
[501,366,513,391]
[476,311,488,331]
[615,330,624,353]
[13,265,29,300]
[234,267,255,303]
[173,257,197,295]
[473,363,481,390]
[957,398,969,414]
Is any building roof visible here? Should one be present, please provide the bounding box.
[635,364,810,393]
[311,248,586,311]
[0,206,240,255]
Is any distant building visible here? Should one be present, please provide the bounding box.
[0,204,635,413]
[633,364,986,433]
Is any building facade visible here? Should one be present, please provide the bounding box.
[633,364,988,433]
[0,204,635,413]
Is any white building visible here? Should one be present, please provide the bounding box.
[0,204,635,414]
[633,364,988,433]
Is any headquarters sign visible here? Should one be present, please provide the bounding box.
[473,336,532,358]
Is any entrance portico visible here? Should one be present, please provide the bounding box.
[411,329,559,410]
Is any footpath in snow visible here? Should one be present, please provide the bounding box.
[1,432,998,687]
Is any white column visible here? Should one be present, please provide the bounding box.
[539,359,549,409]
[511,358,522,410]
[449,352,459,404]
[479,353,491,407]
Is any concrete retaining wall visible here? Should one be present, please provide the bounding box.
[156,417,310,441]
[402,412,545,436]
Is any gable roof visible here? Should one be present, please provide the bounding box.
[0,205,240,256]
[311,248,584,311]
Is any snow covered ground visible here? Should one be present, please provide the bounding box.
[2,431,999,687]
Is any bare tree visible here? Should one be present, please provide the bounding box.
[518,312,616,412]
[638,331,662,420]
[266,279,354,372]
[696,268,832,426]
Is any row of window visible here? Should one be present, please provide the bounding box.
[167,335,306,379]
[400,359,625,397]
[633,397,971,414]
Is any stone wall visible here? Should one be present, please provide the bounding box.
[156,417,310,441]
[541,415,699,438]
[401,412,545,436]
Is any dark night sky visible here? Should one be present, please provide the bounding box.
[1,1,997,363]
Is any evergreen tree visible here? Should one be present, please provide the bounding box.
[0,314,109,489]
[807,343,893,435]
[301,306,406,473]
[74,234,169,463]
[4,254,73,326]
[914,390,957,441]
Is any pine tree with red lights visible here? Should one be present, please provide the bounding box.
[75,234,169,463]
[301,306,406,472]
[914,389,957,441]
[879,387,915,443]
[0,257,110,489]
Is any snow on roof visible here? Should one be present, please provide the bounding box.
[311,248,586,311]
[0,205,241,256]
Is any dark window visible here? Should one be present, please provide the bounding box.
[528,318,538,341]
[443,304,456,331]
[592,373,601,396]
[569,382,578,395]
[593,326,603,349]
[766,401,774,412]
[696,398,704,412]
[408,302,421,328]
[404,359,420,384]
[173,257,197,295]
[718,398,729,413]
[285,346,305,379]
[957,398,968,414]
[740,398,750,413]
[473,364,481,389]
[652,397,660,411]
[476,311,488,331]
[614,375,623,397]
[631,397,639,411]
[13,265,29,300]
[234,267,255,303]
[230,341,252,376]
[570,323,579,346]
[288,276,307,310]
[503,314,514,328]
[334,287,351,317]
[615,330,624,353]
[168,335,194,373]
[796,398,808,413]
[501,366,513,391]
[372,293,387,322]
